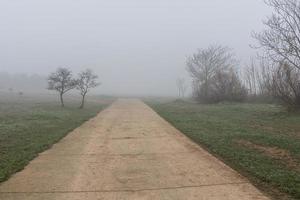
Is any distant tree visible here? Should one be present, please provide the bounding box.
[186,45,246,103]
[176,78,188,98]
[243,58,275,99]
[211,68,248,102]
[244,58,258,96]
[76,69,100,109]
[47,68,77,107]
[187,45,236,101]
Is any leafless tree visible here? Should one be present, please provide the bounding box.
[246,58,300,107]
[253,0,300,70]
[269,62,300,108]
[187,46,236,97]
[176,78,188,98]
[244,58,258,96]
[243,58,272,97]
[209,68,247,102]
[76,69,100,109]
[252,0,300,108]
[48,68,77,107]
[246,56,300,106]
[186,45,243,102]
[253,58,276,97]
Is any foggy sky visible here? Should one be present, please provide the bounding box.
[0,0,271,96]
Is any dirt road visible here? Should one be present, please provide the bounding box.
[0,99,270,200]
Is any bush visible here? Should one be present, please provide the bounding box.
[193,69,247,103]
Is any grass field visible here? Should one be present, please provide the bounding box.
[0,93,113,183]
[147,100,300,200]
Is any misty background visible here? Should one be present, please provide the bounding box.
[0,0,271,96]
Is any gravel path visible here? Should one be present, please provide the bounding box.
[0,99,270,200]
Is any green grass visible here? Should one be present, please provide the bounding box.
[147,100,300,200]
[0,93,113,182]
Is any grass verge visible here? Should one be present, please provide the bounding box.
[147,100,300,200]
[0,94,113,182]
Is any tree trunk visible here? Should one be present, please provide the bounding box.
[79,94,86,109]
[60,93,64,107]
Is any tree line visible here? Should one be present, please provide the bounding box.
[47,68,100,108]
[0,73,46,93]
[184,0,300,110]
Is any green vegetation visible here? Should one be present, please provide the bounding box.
[148,100,300,200]
[0,94,113,182]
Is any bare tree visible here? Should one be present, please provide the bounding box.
[48,68,77,107]
[257,59,276,96]
[244,58,258,96]
[246,58,300,107]
[243,58,272,97]
[176,78,188,98]
[186,45,241,102]
[253,0,300,70]
[76,69,100,109]
[267,62,300,108]
[252,0,300,108]
[209,68,247,102]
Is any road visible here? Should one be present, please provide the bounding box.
[0,99,270,200]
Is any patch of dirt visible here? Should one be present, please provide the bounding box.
[237,139,299,170]
[249,123,300,138]
[249,124,276,132]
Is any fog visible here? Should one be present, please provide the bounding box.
[0,0,271,96]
